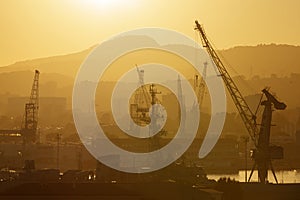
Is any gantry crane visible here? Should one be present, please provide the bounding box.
[195,20,286,183]
[21,70,40,144]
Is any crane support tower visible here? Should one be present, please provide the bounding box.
[22,70,40,143]
[195,20,286,183]
[248,89,286,183]
[194,62,208,107]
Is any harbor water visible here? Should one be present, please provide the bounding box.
[207,170,300,183]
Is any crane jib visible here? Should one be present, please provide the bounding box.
[194,20,258,146]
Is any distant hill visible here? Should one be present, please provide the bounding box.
[0,42,300,111]
[0,46,93,78]
[219,44,300,77]
[0,35,160,77]
[0,70,73,97]
[1,43,300,78]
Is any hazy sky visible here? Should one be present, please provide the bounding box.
[0,0,299,66]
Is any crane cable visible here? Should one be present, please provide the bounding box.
[195,29,263,124]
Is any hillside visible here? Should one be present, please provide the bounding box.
[220,44,300,77]
[1,43,300,78]
[0,46,93,78]
[0,43,300,111]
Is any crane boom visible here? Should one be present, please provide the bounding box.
[195,20,258,145]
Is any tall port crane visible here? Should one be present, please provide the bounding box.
[21,70,40,144]
[194,21,285,183]
[195,21,258,144]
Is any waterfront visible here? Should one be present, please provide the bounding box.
[207,170,300,183]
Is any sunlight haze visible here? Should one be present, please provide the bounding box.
[0,0,300,66]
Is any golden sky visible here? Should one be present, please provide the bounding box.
[0,0,299,66]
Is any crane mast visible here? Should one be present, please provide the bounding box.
[194,20,258,145]
[248,89,286,183]
[22,70,40,143]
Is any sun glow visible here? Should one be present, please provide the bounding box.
[76,0,138,8]
[85,0,118,6]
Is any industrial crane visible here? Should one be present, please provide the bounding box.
[194,20,286,183]
[0,70,40,143]
[130,65,151,126]
[129,66,167,150]
[195,21,258,144]
[194,62,208,107]
[21,70,40,144]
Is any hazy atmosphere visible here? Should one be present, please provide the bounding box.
[1,1,300,200]
[1,0,300,66]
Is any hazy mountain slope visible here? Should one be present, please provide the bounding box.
[1,44,299,78]
[0,35,160,77]
[220,44,300,77]
[0,47,93,77]
[0,43,300,110]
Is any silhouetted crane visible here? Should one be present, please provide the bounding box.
[248,88,286,183]
[21,70,40,144]
[195,20,286,183]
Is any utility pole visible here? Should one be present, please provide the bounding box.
[57,133,61,169]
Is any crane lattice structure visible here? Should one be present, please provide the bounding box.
[21,70,40,144]
[195,21,258,144]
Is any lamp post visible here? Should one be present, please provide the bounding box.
[242,136,249,182]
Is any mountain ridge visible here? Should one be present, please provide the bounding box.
[0,42,299,111]
[1,43,299,78]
